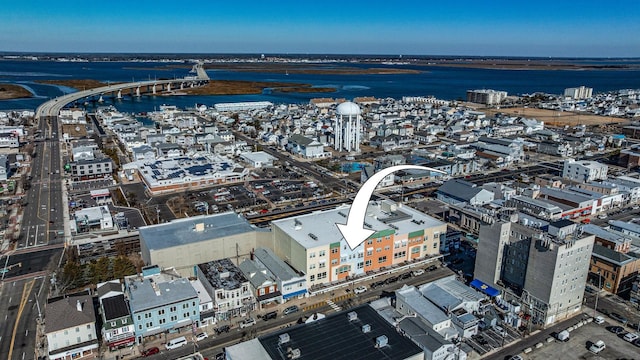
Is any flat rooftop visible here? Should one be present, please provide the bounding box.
[258,304,423,360]
[139,212,260,251]
[127,275,197,313]
[272,200,445,249]
[198,258,249,291]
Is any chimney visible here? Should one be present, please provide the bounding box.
[76,300,83,312]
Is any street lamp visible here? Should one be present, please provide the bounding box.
[593,269,602,317]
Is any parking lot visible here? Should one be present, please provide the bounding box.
[510,318,640,360]
[467,325,521,356]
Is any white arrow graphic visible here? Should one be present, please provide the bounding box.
[337,165,446,250]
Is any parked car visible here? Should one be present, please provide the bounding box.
[354,286,367,295]
[509,356,523,360]
[593,316,605,325]
[610,312,628,324]
[215,325,230,335]
[623,332,639,342]
[412,269,425,276]
[141,347,160,357]
[263,311,278,321]
[195,332,208,341]
[589,340,606,354]
[608,326,626,334]
[239,318,256,329]
[427,265,438,272]
[283,305,299,315]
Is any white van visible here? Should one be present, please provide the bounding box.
[165,336,188,350]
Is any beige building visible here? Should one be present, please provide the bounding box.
[139,212,271,277]
[272,200,446,288]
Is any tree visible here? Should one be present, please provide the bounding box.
[113,256,137,280]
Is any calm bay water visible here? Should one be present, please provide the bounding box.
[1,59,639,112]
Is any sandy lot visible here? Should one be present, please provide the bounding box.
[481,107,629,127]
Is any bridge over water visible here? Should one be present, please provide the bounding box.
[36,62,210,119]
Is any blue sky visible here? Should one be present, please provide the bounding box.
[2,0,639,57]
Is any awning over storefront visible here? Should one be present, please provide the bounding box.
[108,336,135,348]
[470,279,500,297]
[283,289,307,300]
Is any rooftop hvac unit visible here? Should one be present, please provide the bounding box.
[279,333,290,344]
[347,311,358,321]
[308,233,318,240]
[289,348,301,359]
[375,335,389,348]
[362,324,371,333]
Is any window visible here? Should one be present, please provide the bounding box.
[331,259,338,265]
[378,256,387,264]
[394,251,406,259]
[411,247,420,254]
[331,248,339,254]
[309,264,316,270]
[319,262,326,268]
[111,321,116,327]
[76,327,80,333]
[310,275,315,281]
[170,306,177,312]
[357,262,364,269]
[433,242,438,248]
[158,309,165,315]
[377,238,382,243]
[376,248,382,253]
[367,240,373,245]
[319,250,326,257]
[317,272,327,280]
[384,246,390,251]
[367,249,373,256]
[365,260,372,267]
[309,252,316,258]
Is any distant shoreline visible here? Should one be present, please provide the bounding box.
[33,79,336,96]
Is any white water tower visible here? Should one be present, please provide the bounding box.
[335,101,362,153]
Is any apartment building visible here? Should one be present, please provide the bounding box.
[474,218,595,326]
[562,159,608,183]
[272,200,446,288]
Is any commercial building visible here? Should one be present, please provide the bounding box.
[562,159,608,183]
[436,179,495,206]
[466,89,507,105]
[196,258,256,320]
[589,244,640,298]
[125,266,199,342]
[224,305,424,360]
[272,200,446,288]
[138,212,271,277]
[71,205,114,234]
[45,292,99,360]
[136,154,248,195]
[240,247,307,308]
[474,218,595,326]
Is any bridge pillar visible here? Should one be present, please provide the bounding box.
[167,83,172,92]
[136,87,141,97]
[180,83,184,90]
[152,84,157,95]
[117,90,122,99]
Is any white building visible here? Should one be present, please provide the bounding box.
[45,293,99,360]
[562,158,608,183]
[72,206,114,234]
[196,258,256,320]
[335,101,362,153]
[466,89,507,105]
[564,86,593,100]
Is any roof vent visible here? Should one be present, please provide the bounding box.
[279,333,290,344]
[362,324,371,333]
[347,311,358,321]
[375,335,389,348]
[308,233,318,240]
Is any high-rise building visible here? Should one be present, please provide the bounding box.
[564,86,593,99]
[334,101,362,153]
[474,218,594,326]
